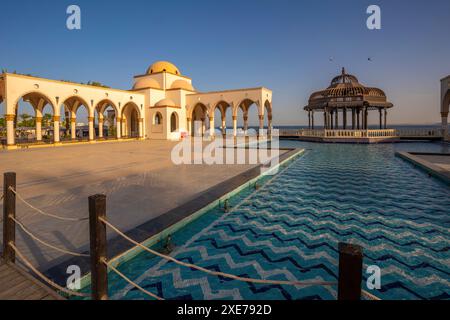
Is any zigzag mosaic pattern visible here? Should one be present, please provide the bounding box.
[108,142,450,300]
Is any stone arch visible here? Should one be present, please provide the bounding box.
[61,96,92,140]
[122,102,141,137]
[61,96,91,116]
[13,91,55,115]
[233,98,257,117]
[13,92,56,143]
[95,99,119,139]
[190,103,208,136]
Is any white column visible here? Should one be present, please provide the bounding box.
[442,112,449,136]
[71,118,76,139]
[232,116,237,137]
[258,115,264,136]
[138,118,144,138]
[53,116,60,143]
[187,118,192,136]
[35,117,42,141]
[209,117,215,138]
[88,116,94,141]
[122,119,126,137]
[268,114,273,137]
[5,114,15,146]
[243,115,249,135]
[98,116,104,138]
[116,117,122,139]
[221,117,226,136]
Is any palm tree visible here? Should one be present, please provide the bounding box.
[43,113,53,127]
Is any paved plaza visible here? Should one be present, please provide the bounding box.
[0,140,283,271]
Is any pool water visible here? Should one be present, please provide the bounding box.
[106,141,450,300]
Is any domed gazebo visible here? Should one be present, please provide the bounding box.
[304,68,393,130]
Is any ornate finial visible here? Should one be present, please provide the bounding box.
[342,67,346,75]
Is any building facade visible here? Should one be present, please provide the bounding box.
[0,61,273,148]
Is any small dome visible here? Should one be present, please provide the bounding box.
[170,79,195,91]
[133,78,161,90]
[155,98,177,107]
[147,61,180,75]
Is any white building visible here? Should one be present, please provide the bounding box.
[0,61,273,149]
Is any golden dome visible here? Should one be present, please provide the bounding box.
[170,79,195,91]
[133,78,161,90]
[146,61,180,75]
[155,98,177,107]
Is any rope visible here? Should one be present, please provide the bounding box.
[362,289,382,300]
[9,242,90,297]
[11,216,89,257]
[105,260,164,300]
[101,218,337,287]
[9,187,88,222]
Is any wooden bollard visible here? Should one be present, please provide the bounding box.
[3,172,16,263]
[89,194,108,300]
[338,242,363,300]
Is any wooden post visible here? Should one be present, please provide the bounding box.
[3,172,16,263]
[338,242,363,300]
[89,194,108,300]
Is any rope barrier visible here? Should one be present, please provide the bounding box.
[11,216,90,257]
[105,260,164,300]
[9,242,90,298]
[9,187,88,222]
[362,289,382,300]
[101,218,337,288]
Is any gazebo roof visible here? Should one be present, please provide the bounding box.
[304,68,393,111]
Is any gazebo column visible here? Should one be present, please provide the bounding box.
[323,111,327,129]
[356,109,360,129]
[70,118,76,139]
[364,107,368,130]
[116,117,122,139]
[351,108,355,129]
[5,114,15,146]
[232,116,237,137]
[378,108,383,129]
[308,110,311,129]
[384,108,388,129]
[53,116,60,143]
[329,110,333,129]
[88,116,95,141]
[343,107,347,129]
[35,116,42,141]
[335,109,339,129]
[311,111,315,129]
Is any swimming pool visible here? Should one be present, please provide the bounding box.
[96,141,450,300]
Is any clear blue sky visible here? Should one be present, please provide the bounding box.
[1,0,449,125]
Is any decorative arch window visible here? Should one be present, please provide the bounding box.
[170,112,178,132]
[154,112,162,125]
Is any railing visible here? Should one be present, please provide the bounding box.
[2,171,380,301]
[279,128,444,139]
[395,128,443,138]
